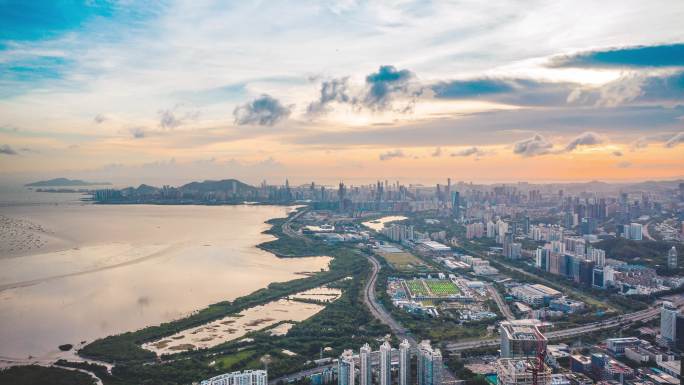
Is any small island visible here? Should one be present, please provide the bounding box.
[25,178,111,187]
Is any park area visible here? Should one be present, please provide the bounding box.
[377,251,428,271]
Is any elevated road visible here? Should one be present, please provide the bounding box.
[446,294,684,352]
[486,284,514,321]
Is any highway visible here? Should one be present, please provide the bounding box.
[445,294,684,352]
[282,208,310,243]
[486,284,514,321]
[363,255,411,339]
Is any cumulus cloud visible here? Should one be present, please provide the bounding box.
[612,150,623,157]
[234,94,291,126]
[665,132,684,148]
[513,134,553,157]
[594,75,645,107]
[567,71,684,107]
[94,113,106,124]
[130,127,146,139]
[451,146,485,157]
[158,106,199,129]
[379,149,405,161]
[431,147,442,157]
[307,77,354,115]
[0,144,18,155]
[630,137,649,150]
[564,131,603,152]
[363,65,421,110]
[159,109,182,129]
[307,66,422,114]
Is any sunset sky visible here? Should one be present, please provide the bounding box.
[1,0,683,186]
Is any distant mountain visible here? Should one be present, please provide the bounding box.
[95,178,260,203]
[179,179,256,194]
[25,178,111,187]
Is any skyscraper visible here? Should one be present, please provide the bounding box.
[380,341,392,385]
[417,340,442,385]
[399,339,411,385]
[451,191,460,218]
[675,314,684,352]
[360,344,371,385]
[338,350,355,385]
[629,223,643,240]
[668,246,678,269]
[661,301,679,343]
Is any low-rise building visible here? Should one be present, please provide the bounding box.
[511,284,562,307]
[415,240,452,257]
[201,370,268,385]
[549,298,585,313]
[605,337,640,357]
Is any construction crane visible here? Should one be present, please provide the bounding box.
[526,330,547,385]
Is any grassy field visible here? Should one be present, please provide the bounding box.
[378,251,426,270]
[212,349,257,370]
[425,280,460,296]
[405,280,430,297]
[405,279,460,298]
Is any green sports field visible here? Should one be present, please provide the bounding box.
[404,279,460,298]
[424,280,460,296]
[405,280,429,297]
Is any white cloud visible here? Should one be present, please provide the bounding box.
[513,134,553,157]
[379,149,405,160]
[665,132,684,148]
[564,131,603,152]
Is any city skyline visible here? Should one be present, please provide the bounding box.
[1,1,683,184]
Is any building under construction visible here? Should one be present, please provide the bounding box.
[496,358,552,385]
[499,320,548,359]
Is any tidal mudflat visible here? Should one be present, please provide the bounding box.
[0,201,330,360]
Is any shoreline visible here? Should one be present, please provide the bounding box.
[76,208,340,363]
[2,205,378,385]
[0,205,322,360]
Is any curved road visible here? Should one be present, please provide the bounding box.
[363,255,411,339]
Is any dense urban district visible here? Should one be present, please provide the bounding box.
[5,178,684,385]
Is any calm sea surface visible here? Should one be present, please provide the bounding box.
[0,185,330,359]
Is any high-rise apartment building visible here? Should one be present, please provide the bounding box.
[417,340,442,385]
[338,350,355,385]
[399,339,411,385]
[668,246,678,269]
[380,341,392,385]
[627,223,643,240]
[359,343,371,385]
[661,301,679,343]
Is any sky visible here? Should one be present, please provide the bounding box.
[0,0,683,186]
